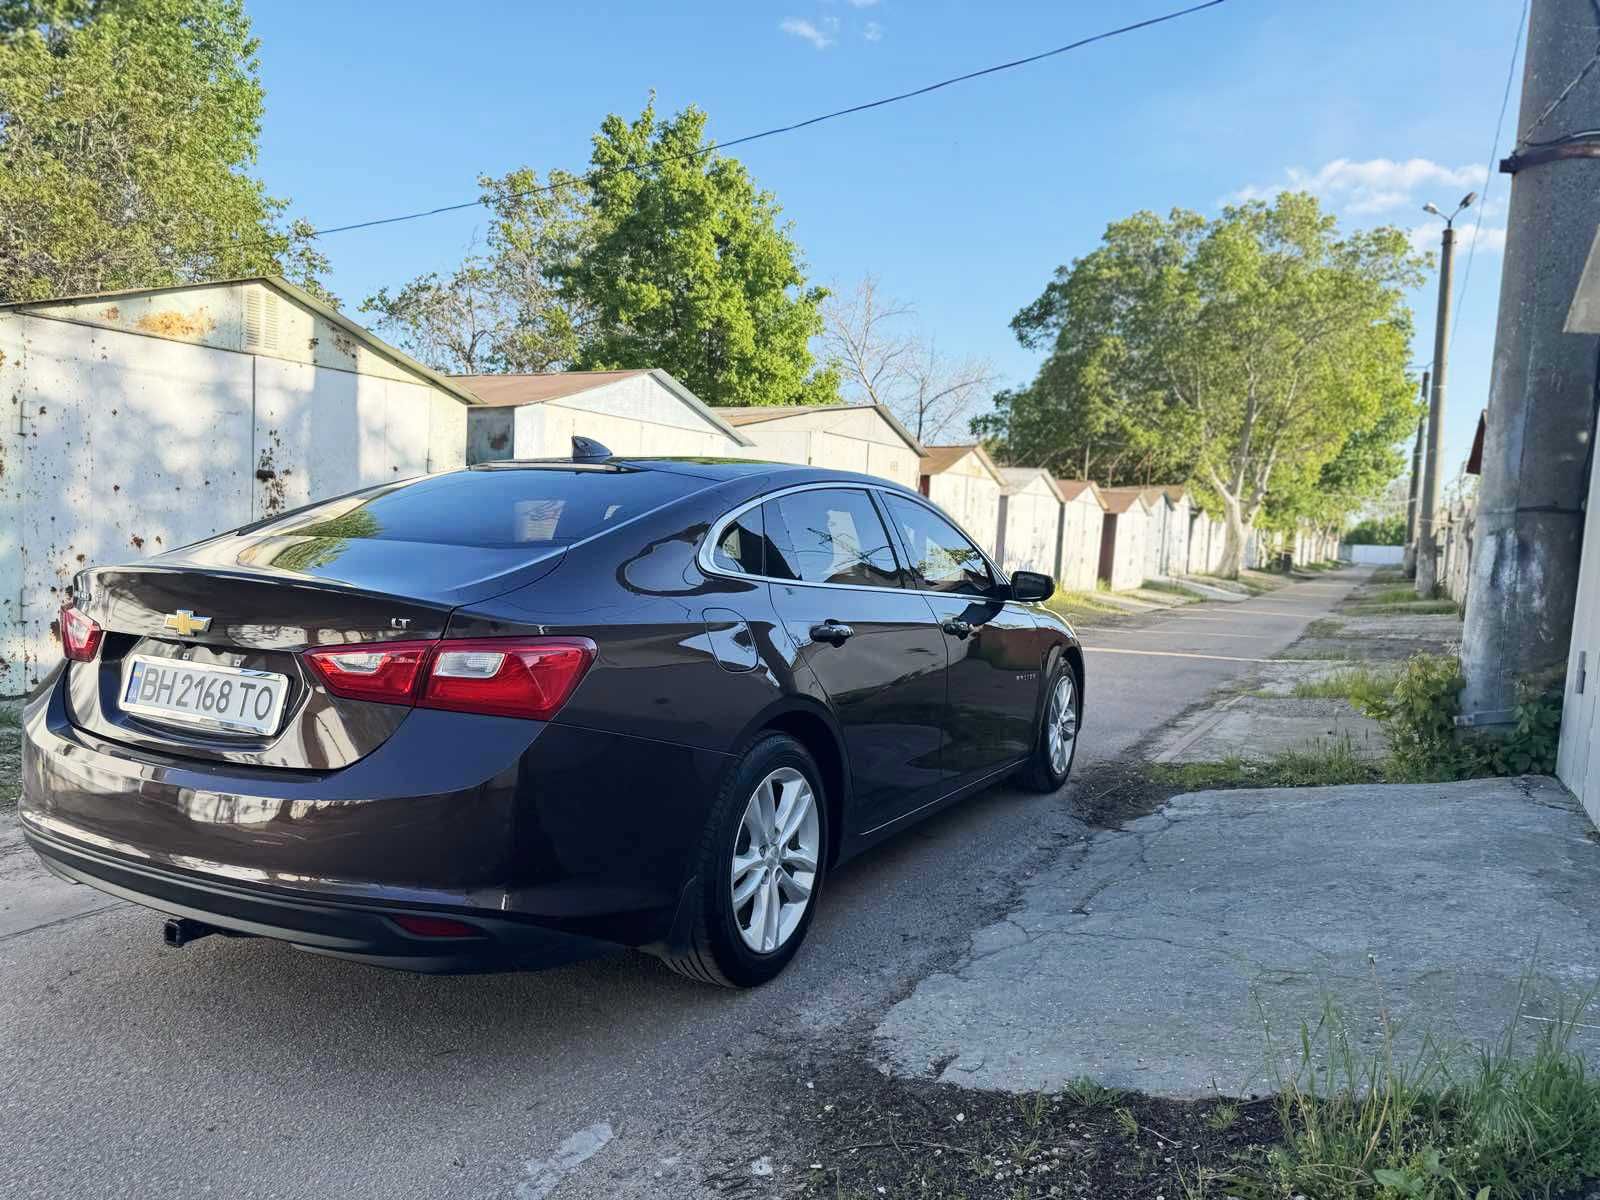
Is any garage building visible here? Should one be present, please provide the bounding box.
[720,403,924,490]
[1097,487,1154,591]
[1054,480,1107,591]
[0,276,476,694]
[995,468,1064,578]
[918,444,1004,557]
[458,369,752,462]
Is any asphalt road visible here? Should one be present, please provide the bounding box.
[0,571,1362,1200]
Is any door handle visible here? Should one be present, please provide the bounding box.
[809,621,856,646]
[942,619,973,638]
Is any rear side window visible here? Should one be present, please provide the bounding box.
[881,493,995,596]
[712,507,766,575]
[764,489,902,588]
[263,467,703,549]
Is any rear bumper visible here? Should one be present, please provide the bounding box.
[23,823,606,972]
[19,670,734,969]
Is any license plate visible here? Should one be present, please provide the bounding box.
[119,656,289,736]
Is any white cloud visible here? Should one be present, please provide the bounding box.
[863,19,883,41]
[847,0,880,6]
[780,16,836,49]
[1229,157,1487,217]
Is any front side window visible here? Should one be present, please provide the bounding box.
[764,489,902,588]
[881,494,995,596]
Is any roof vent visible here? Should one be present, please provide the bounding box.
[243,288,279,352]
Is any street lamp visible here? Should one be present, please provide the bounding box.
[1412,190,1476,598]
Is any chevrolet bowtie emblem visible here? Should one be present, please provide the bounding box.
[163,609,212,637]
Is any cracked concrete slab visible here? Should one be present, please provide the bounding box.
[874,776,1600,1098]
[1151,695,1387,762]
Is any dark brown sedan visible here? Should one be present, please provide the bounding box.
[20,450,1083,986]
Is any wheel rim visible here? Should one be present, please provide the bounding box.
[730,766,820,954]
[1046,672,1079,776]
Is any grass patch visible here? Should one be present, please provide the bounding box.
[1346,600,1459,617]
[0,705,19,730]
[1245,988,1600,1200]
[1139,580,1206,602]
[1148,738,1385,791]
[1239,568,1290,593]
[1275,646,1363,661]
[1289,664,1399,706]
[1369,565,1408,583]
[1047,589,1127,620]
[1362,585,1424,605]
[786,989,1600,1200]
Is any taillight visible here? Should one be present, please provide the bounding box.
[304,636,596,720]
[421,638,595,720]
[60,605,103,662]
[303,641,432,704]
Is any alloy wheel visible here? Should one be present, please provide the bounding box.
[730,766,820,954]
[1047,672,1079,776]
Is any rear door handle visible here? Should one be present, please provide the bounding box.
[942,619,973,638]
[809,621,856,646]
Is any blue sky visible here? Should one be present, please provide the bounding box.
[250,0,1527,476]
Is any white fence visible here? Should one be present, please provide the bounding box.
[1341,543,1405,565]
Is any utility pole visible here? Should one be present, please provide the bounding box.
[1460,0,1600,727]
[1416,209,1468,598]
[1402,373,1428,577]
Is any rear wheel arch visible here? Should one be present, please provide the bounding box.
[743,701,849,867]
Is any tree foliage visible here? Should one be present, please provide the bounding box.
[982,194,1423,575]
[362,168,591,374]
[0,0,330,302]
[566,100,834,405]
[365,99,835,405]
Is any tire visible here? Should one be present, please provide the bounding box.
[658,733,828,988]
[1017,658,1082,794]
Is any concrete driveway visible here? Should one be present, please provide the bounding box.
[876,774,1600,1097]
[0,571,1365,1200]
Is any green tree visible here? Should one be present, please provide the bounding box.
[362,168,592,374]
[566,99,835,406]
[0,0,330,302]
[992,194,1423,576]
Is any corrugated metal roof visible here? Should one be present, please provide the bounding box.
[1056,479,1107,507]
[1099,486,1153,515]
[0,275,484,407]
[451,368,752,447]
[454,370,649,406]
[718,402,927,456]
[919,443,1003,485]
[997,466,1065,502]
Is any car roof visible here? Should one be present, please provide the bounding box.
[471,456,922,495]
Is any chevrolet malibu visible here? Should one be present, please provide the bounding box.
[19,450,1084,986]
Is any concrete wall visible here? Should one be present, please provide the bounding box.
[1343,543,1406,565]
[1558,436,1600,825]
[996,476,1061,577]
[0,310,468,694]
[470,374,747,464]
[1056,491,1104,592]
[734,407,920,489]
[925,452,1001,557]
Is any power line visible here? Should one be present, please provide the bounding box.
[1449,0,1528,352]
[217,0,1231,253]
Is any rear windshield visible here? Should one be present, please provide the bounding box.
[263,467,704,549]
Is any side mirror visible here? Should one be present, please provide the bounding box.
[1009,570,1054,603]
